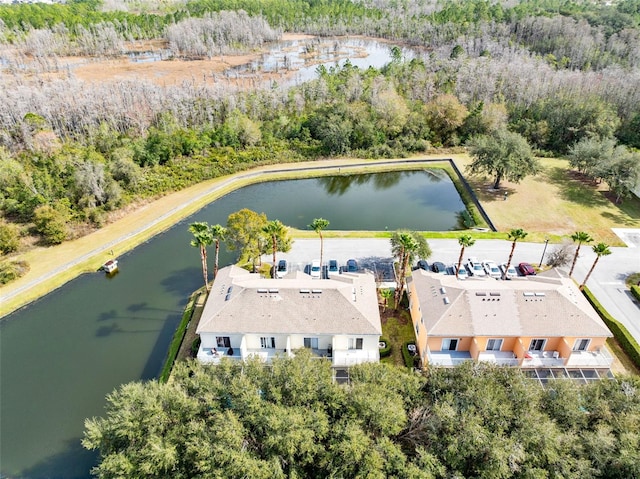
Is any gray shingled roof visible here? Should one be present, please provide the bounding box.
[196,266,382,336]
[411,270,612,338]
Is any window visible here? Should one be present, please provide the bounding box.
[573,338,590,351]
[260,337,276,349]
[303,337,319,349]
[486,339,503,351]
[442,338,458,351]
[415,323,420,334]
[349,338,363,350]
[529,339,545,351]
[216,336,231,348]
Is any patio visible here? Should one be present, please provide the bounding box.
[427,349,473,367]
[477,351,519,366]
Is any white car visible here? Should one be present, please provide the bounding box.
[327,259,339,277]
[500,262,518,279]
[275,259,288,279]
[453,263,469,279]
[466,257,486,277]
[483,260,502,279]
[310,259,322,279]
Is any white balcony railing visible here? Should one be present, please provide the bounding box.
[521,350,564,368]
[566,347,614,368]
[477,351,519,367]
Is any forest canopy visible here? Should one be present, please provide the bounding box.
[83,353,640,478]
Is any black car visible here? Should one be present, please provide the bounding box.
[347,259,358,272]
[431,261,447,273]
[415,259,429,271]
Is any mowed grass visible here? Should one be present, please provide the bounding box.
[458,155,640,246]
[380,303,415,367]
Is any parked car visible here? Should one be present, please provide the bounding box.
[466,257,486,277]
[346,259,358,273]
[482,260,502,279]
[276,259,288,279]
[500,262,518,279]
[431,261,447,273]
[519,262,536,276]
[415,259,429,271]
[328,259,339,277]
[310,259,322,279]
[453,263,469,279]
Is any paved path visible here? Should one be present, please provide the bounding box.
[276,238,640,343]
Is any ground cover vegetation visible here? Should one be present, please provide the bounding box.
[1,0,640,255]
[83,353,640,478]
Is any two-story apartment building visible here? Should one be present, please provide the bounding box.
[408,268,613,371]
[195,265,382,367]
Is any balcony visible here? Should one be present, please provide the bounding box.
[197,346,241,364]
[332,349,379,367]
[427,348,472,367]
[477,351,519,367]
[566,347,613,368]
[521,350,564,368]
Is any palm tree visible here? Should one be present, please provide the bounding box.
[210,224,227,279]
[262,220,291,277]
[189,221,214,291]
[580,243,612,290]
[503,228,528,279]
[309,218,330,274]
[456,234,475,279]
[569,231,593,277]
[391,231,419,308]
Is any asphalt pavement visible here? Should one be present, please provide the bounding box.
[268,237,640,343]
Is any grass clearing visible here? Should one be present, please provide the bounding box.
[460,156,640,245]
[380,302,415,367]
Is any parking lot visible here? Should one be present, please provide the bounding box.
[265,238,549,282]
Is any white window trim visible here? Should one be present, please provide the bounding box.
[573,338,591,351]
[260,337,276,349]
[486,338,503,351]
[442,338,459,351]
[529,338,546,351]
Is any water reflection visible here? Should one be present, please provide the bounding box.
[318,171,407,196]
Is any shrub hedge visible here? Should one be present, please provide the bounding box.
[379,337,392,358]
[159,291,200,383]
[582,287,640,369]
[402,341,419,369]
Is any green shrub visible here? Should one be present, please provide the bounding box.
[159,291,200,383]
[0,221,20,254]
[631,285,640,302]
[583,287,640,368]
[191,337,201,357]
[379,337,392,358]
[0,260,29,284]
[402,341,418,369]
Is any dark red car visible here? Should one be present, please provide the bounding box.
[518,262,536,276]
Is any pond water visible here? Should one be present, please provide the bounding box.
[0,169,467,478]
[227,37,416,85]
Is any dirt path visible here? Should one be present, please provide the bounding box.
[0,156,454,317]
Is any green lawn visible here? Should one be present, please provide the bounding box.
[379,294,415,367]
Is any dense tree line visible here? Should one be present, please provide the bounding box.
[83,353,640,478]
